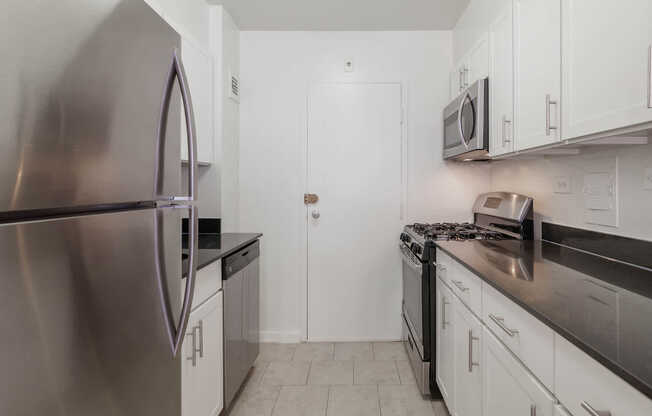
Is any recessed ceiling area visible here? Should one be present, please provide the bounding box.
[207,0,470,30]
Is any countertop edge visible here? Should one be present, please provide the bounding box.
[434,242,652,401]
[197,233,263,271]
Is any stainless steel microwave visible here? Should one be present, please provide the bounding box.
[443,78,489,160]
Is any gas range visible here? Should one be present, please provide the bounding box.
[399,192,534,398]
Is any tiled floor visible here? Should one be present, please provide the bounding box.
[228,342,452,416]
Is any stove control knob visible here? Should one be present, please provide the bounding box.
[311,209,320,219]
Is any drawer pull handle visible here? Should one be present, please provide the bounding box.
[581,401,611,416]
[452,280,469,292]
[442,297,450,329]
[468,330,479,372]
[530,405,536,416]
[489,314,519,337]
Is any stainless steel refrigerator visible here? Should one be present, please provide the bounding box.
[1,1,200,415]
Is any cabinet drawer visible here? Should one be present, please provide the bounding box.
[555,335,652,416]
[437,249,482,316]
[482,282,554,390]
[191,260,222,310]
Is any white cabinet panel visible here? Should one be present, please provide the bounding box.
[182,292,224,416]
[181,37,214,164]
[489,4,515,156]
[483,328,555,416]
[454,299,483,416]
[515,0,562,150]
[467,34,490,86]
[561,0,652,140]
[555,335,652,416]
[436,277,456,410]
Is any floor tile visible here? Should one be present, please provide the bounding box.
[327,385,380,416]
[373,342,408,361]
[334,342,373,361]
[258,343,297,362]
[432,400,451,416]
[379,385,435,416]
[308,360,354,385]
[271,385,328,416]
[396,360,416,385]
[354,360,400,385]
[293,342,334,361]
[230,385,281,416]
[261,361,310,386]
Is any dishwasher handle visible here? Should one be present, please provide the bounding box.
[223,240,260,280]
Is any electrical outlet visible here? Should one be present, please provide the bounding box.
[554,176,571,194]
[645,168,652,190]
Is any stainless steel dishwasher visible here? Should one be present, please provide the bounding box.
[223,240,260,409]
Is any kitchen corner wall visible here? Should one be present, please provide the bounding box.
[239,31,492,343]
[490,144,652,242]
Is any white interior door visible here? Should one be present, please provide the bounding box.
[307,83,403,341]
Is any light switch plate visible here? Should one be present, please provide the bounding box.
[554,176,572,194]
[644,168,652,190]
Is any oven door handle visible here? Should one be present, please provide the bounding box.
[399,244,423,273]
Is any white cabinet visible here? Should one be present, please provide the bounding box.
[454,298,483,416]
[483,327,555,416]
[561,0,652,140]
[436,277,456,409]
[514,0,562,150]
[180,37,214,165]
[451,35,490,99]
[182,292,224,416]
[555,335,652,416]
[489,4,515,156]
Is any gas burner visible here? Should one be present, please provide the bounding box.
[406,222,510,242]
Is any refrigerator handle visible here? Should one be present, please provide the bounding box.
[154,205,198,357]
[155,48,198,202]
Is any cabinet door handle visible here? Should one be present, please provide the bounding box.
[452,280,469,292]
[441,297,450,329]
[489,314,519,337]
[502,116,512,145]
[463,66,470,87]
[530,405,537,416]
[546,94,558,136]
[186,327,198,367]
[468,330,479,372]
[648,45,651,108]
[197,320,204,358]
[581,401,612,416]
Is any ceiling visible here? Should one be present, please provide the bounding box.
[207,0,470,31]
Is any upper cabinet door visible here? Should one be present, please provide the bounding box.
[181,38,214,164]
[561,0,652,140]
[467,34,490,86]
[515,0,562,150]
[489,4,515,156]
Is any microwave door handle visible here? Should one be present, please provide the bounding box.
[457,94,471,149]
[155,49,198,202]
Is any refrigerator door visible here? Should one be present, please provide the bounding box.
[1,0,191,214]
[0,207,196,416]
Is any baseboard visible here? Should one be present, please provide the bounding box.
[259,330,302,343]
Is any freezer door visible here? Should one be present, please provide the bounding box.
[1,0,187,213]
[0,208,194,416]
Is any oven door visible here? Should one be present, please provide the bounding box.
[443,78,489,160]
[400,243,425,358]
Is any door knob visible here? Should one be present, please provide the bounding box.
[311,210,320,219]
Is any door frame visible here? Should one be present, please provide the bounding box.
[298,81,408,342]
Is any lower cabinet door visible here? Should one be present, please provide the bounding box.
[454,300,483,416]
[182,292,224,416]
[483,327,555,416]
[436,277,456,411]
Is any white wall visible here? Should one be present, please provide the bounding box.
[239,31,491,342]
[490,145,652,242]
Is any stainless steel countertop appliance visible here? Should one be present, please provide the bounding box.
[400,192,533,396]
[443,78,490,160]
[1,2,200,415]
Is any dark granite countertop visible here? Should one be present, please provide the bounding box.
[182,233,262,273]
[435,239,652,399]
